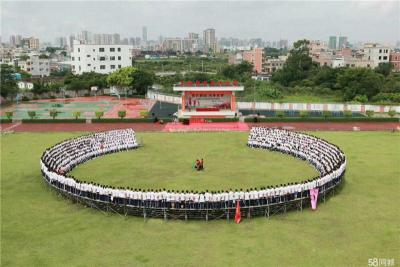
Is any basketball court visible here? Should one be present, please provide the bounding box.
[1,96,155,119]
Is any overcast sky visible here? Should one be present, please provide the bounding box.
[1,0,399,44]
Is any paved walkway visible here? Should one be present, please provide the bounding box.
[163,122,249,132]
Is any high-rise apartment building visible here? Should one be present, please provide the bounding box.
[328,36,337,50]
[338,36,348,49]
[142,26,148,44]
[203,28,216,53]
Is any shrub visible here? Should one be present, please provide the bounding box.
[21,96,30,102]
[275,110,284,118]
[139,110,149,118]
[73,111,82,120]
[32,96,39,100]
[5,111,13,120]
[365,110,375,118]
[322,110,332,118]
[49,95,56,99]
[49,109,58,119]
[299,110,309,118]
[65,95,71,98]
[388,109,397,118]
[353,95,368,104]
[84,93,90,97]
[27,111,36,119]
[118,110,127,119]
[95,110,104,119]
[344,110,353,117]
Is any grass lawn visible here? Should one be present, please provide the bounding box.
[70,132,317,191]
[1,131,399,266]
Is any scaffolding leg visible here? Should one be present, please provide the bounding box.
[300,191,303,212]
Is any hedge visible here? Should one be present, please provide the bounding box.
[22,119,86,123]
[91,118,174,123]
[0,119,12,123]
[244,117,399,123]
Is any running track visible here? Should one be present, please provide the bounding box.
[1,121,399,133]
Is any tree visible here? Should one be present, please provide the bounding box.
[39,54,49,59]
[131,69,155,95]
[388,109,397,118]
[337,68,384,101]
[32,80,48,95]
[375,62,393,77]
[95,111,104,119]
[73,111,82,120]
[5,111,13,120]
[107,67,136,89]
[118,110,126,119]
[27,111,36,119]
[272,39,314,86]
[352,94,368,103]
[66,79,85,96]
[19,54,30,61]
[49,109,58,119]
[0,64,19,98]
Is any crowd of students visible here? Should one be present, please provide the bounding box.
[40,127,346,211]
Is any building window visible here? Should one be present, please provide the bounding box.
[93,49,95,52]
[87,55,91,57]
[110,65,115,69]
[118,56,121,60]
[110,48,115,52]
[379,49,382,53]
[99,48,105,52]
[383,56,387,60]
[78,48,80,52]
[117,47,121,52]
[100,65,106,69]
[118,65,121,68]
[72,57,74,61]
[100,57,105,61]
[379,56,381,60]
[87,64,91,66]
[78,57,80,61]
[110,56,115,60]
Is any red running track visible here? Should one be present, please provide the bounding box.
[0,123,165,132]
[1,121,399,133]
[247,122,400,131]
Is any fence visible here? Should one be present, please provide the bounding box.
[146,90,400,113]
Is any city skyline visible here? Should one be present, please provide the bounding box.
[1,1,399,44]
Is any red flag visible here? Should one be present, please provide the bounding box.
[235,200,241,224]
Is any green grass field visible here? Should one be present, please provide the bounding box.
[70,133,317,191]
[1,131,399,266]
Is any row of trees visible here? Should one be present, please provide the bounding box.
[271,39,400,103]
[0,64,156,100]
